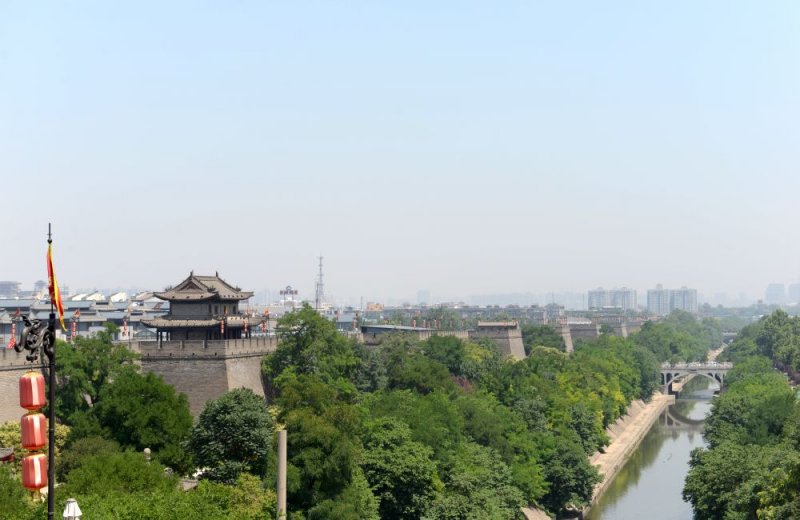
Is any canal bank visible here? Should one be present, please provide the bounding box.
[523,392,676,520]
[584,393,675,514]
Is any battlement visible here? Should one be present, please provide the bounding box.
[129,337,278,360]
[0,347,38,371]
[468,321,526,360]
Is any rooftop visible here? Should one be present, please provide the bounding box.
[154,272,253,302]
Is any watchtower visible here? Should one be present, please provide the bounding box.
[142,272,254,341]
[469,321,526,360]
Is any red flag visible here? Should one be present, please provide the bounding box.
[7,322,15,349]
[46,244,66,330]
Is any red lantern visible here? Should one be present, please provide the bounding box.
[21,453,47,491]
[21,413,47,451]
[19,372,46,411]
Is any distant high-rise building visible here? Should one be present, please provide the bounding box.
[587,288,610,309]
[611,287,637,311]
[669,287,698,313]
[788,283,800,304]
[0,281,20,299]
[647,284,671,316]
[765,283,786,305]
[588,287,637,311]
[417,290,430,305]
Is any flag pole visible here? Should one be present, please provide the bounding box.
[46,223,56,520]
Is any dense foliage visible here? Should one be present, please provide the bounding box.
[260,305,664,518]
[188,388,274,483]
[521,324,566,354]
[629,310,722,362]
[683,310,800,519]
[2,308,720,519]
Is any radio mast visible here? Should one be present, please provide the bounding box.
[315,255,325,310]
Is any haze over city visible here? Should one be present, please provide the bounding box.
[4,2,799,304]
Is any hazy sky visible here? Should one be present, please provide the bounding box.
[2,2,799,304]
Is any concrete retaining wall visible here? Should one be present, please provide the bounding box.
[585,393,675,513]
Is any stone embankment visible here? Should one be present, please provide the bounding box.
[522,392,674,519]
[584,392,675,514]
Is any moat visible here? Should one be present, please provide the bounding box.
[586,377,716,520]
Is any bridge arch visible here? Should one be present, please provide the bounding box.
[660,405,707,428]
[660,362,732,394]
[661,371,724,387]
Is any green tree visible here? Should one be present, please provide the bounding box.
[521,324,566,354]
[264,304,361,390]
[57,435,120,481]
[537,432,600,515]
[62,450,177,496]
[423,442,525,520]
[0,465,43,520]
[189,388,274,483]
[54,324,138,423]
[0,421,70,473]
[55,473,276,520]
[421,335,467,375]
[703,371,794,448]
[277,373,375,518]
[361,417,440,519]
[91,368,193,472]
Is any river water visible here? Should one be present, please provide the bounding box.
[585,378,717,520]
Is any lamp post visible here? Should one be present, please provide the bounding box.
[63,498,82,519]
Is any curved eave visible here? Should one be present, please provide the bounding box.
[152,292,216,302]
[152,292,255,302]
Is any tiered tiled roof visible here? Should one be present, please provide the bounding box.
[154,273,253,302]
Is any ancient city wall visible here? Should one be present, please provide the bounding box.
[135,337,277,417]
[0,348,40,424]
[468,326,526,360]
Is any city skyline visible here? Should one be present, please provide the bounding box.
[0,273,785,310]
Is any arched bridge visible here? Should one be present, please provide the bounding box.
[660,362,733,388]
[659,404,708,429]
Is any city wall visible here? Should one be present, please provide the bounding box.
[468,327,526,360]
[133,337,277,417]
[0,348,45,424]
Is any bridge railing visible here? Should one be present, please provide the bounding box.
[660,362,733,369]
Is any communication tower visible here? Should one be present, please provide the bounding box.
[315,256,325,310]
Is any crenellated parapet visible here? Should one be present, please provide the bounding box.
[132,337,278,360]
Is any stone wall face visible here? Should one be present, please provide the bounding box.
[0,349,40,424]
[569,323,601,340]
[226,356,266,399]
[134,337,277,417]
[469,326,526,360]
[0,338,278,425]
[142,357,230,417]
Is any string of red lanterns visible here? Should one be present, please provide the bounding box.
[19,371,47,491]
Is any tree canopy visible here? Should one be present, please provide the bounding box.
[683,310,800,518]
[189,388,274,483]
